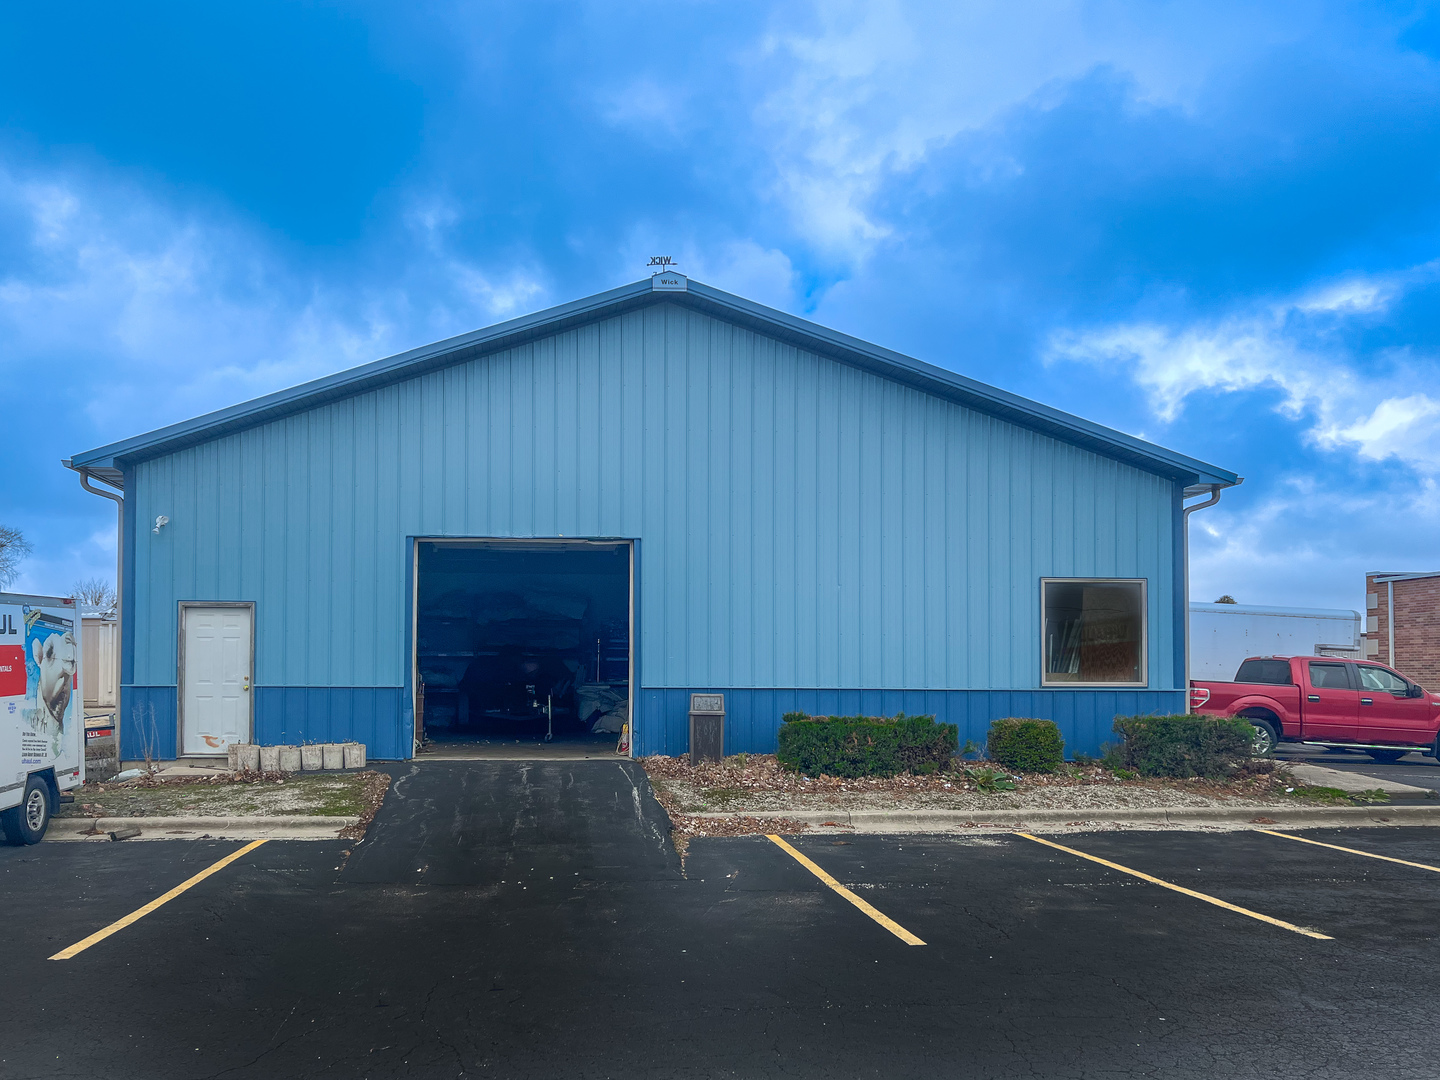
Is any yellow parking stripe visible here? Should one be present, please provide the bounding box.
[1016,833,1332,940]
[766,835,925,945]
[50,839,270,960]
[1258,829,1440,873]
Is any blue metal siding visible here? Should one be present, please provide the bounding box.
[637,688,1187,759]
[119,686,178,761]
[118,686,409,761]
[253,687,407,758]
[124,302,1182,752]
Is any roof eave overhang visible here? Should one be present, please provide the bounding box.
[67,276,1239,494]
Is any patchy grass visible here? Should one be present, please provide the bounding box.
[1278,783,1391,805]
[697,786,748,810]
[57,771,388,819]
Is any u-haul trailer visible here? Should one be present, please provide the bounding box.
[1,592,83,844]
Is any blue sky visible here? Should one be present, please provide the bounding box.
[2,1,1438,612]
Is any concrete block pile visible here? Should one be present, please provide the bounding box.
[227,742,367,774]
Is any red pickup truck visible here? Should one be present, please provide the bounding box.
[1190,656,1440,760]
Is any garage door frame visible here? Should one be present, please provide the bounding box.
[404,536,638,757]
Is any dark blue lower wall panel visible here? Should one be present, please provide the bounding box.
[119,685,178,761]
[253,688,409,760]
[635,688,1189,759]
[119,686,409,761]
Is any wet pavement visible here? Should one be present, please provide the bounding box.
[5,760,1440,1078]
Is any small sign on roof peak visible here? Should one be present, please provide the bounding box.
[650,255,687,292]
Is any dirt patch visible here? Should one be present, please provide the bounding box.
[339,771,392,841]
[642,753,1334,838]
[666,812,812,858]
[57,770,390,820]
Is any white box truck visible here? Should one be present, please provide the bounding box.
[1189,602,1361,682]
[1,592,83,844]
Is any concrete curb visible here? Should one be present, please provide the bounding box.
[686,805,1440,833]
[48,815,360,841]
[1286,762,1434,797]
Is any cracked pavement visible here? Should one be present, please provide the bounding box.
[3,760,1440,1077]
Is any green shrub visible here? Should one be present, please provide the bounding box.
[1098,741,1126,772]
[986,717,1065,773]
[1111,713,1255,778]
[777,712,958,778]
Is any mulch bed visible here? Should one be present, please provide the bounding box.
[641,753,1308,842]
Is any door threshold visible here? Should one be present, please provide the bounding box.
[416,742,626,762]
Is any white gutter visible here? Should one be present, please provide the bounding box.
[1182,479,1242,702]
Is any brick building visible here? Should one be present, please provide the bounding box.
[1365,571,1440,690]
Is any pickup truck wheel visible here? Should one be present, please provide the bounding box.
[0,777,52,845]
[1368,749,1407,764]
[1248,720,1278,758]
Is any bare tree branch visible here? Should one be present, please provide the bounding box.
[0,525,32,589]
[71,576,118,614]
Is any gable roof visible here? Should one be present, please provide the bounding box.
[67,273,1238,495]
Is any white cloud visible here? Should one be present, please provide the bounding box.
[1325,395,1440,467]
[750,0,1325,262]
[406,196,549,324]
[1049,318,1319,423]
[686,240,798,309]
[1047,266,1440,476]
[0,171,551,446]
[1294,277,1393,315]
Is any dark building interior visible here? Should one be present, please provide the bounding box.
[415,541,631,750]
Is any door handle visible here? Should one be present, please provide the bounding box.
[1307,694,1320,702]
[1360,697,1373,705]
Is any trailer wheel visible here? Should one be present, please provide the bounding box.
[0,777,52,845]
[1248,719,1278,759]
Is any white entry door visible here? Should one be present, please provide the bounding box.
[181,605,253,756]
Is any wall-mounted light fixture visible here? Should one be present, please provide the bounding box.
[153,515,169,535]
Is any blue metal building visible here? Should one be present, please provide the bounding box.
[66,273,1237,762]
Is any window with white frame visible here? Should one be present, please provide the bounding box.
[1042,579,1147,686]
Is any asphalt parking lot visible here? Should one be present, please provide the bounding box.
[5,761,1440,1079]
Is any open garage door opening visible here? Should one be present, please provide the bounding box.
[414,540,633,758]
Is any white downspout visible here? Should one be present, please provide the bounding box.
[1388,579,1395,667]
[1181,480,1240,703]
[75,470,124,760]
